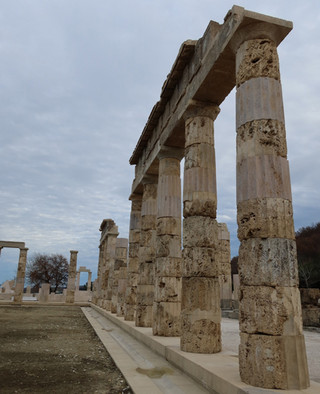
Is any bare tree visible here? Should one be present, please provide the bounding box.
[27,253,69,292]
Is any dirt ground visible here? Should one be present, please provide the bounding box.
[0,305,131,393]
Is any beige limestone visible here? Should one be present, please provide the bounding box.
[66,250,78,304]
[154,276,181,302]
[117,267,127,317]
[182,247,219,277]
[237,197,295,240]
[156,217,181,236]
[183,216,219,248]
[152,301,181,336]
[13,247,28,303]
[155,257,181,278]
[238,238,298,287]
[239,285,303,336]
[239,332,309,390]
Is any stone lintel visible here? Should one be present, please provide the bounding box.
[0,241,25,249]
[130,7,292,196]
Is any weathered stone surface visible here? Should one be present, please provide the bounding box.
[236,39,280,86]
[135,305,153,327]
[136,284,154,305]
[184,143,215,168]
[127,258,140,273]
[181,277,221,313]
[154,277,181,302]
[237,155,292,203]
[182,247,219,277]
[158,157,180,176]
[238,238,298,286]
[183,216,218,248]
[129,242,140,258]
[155,257,182,277]
[239,285,303,336]
[141,215,157,231]
[185,116,216,146]
[138,262,155,285]
[156,234,181,258]
[237,198,295,240]
[152,302,181,336]
[239,333,310,389]
[180,315,221,353]
[127,273,139,287]
[183,194,216,218]
[156,217,181,236]
[236,77,284,129]
[237,119,287,160]
[129,229,140,243]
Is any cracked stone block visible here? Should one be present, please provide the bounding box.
[156,234,181,258]
[238,238,298,287]
[237,197,295,240]
[239,285,303,336]
[236,39,280,87]
[156,217,181,236]
[182,247,219,277]
[183,216,218,248]
[185,116,215,146]
[152,301,181,336]
[239,332,309,389]
[154,276,181,302]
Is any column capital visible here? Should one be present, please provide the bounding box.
[19,248,29,252]
[157,146,184,161]
[183,100,220,121]
[129,192,143,202]
[229,21,292,54]
[70,250,78,254]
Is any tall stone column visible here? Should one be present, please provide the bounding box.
[92,245,103,304]
[105,225,118,311]
[181,102,221,353]
[136,177,158,327]
[125,194,142,321]
[153,147,183,336]
[13,248,28,303]
[75,272,80,291]
[111,238,128,313]
[87,271,92,291]
[66,250,78,304]
[234,32,309,389]
[117,266,128,317]
[218,223,232,309]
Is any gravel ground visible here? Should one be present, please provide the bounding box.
[0,305,132,393]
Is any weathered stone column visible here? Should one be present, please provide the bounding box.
[111,238,128,313]
[181,102,221,353]
[234,32,309,389]
[117,266,127,317]
[75,272,80,291]
[218,223,232,309]
[104,223,119,311]
[13,247,28,303]
[87,271,92,291]
[136,177,158,327]
[153,147,183,336]
[66,250,78,304]
[125,194,142,321]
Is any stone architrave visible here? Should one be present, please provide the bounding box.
[153,147,183,337]
[232,28,309,389]
[218,223,232,309]
[181,102,221,353]
[66,250,78,304]
[13,248,28,303]
[125,194,142,321]
[136,177,158,327]
[111,238,128,313]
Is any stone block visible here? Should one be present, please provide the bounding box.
[183,216,218,248]
[154,276,181,302]
[156,217,181,236]
[152,301,181,336]
[156,234,181,258]
[185,116,214,146]
[141,215,157,230]
[129,242,140,258]
[182,247,219,277]
[159,157,180,176]
[238,238,298,287]
[236,39,280,86]
[127,272,139,287]
[127,258,139,273]
[155,257,182,277]
[138,245,155,264]
[180,314,221,353]
[239,332,309,389]
[135,305,153,327]
[237,119,287,161]
[184,143,215,169]
[239,285,303,336]
[136,284,154,305]
[181,277,221,314]
[138,262,154,285]
[237,155,292,203]
[129,229,140,243]
[236,77,284,129]
[237,198,295,240]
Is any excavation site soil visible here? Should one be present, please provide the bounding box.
[0,305,130,393]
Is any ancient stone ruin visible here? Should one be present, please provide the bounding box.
[91,6,310,390]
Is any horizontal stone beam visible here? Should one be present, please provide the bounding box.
[0,241,26,249]
[130,5,292,195]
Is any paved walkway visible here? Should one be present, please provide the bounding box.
[84,305,320,394]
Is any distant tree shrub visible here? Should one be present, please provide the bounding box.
[26,253,69,293]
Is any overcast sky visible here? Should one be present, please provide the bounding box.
[1,0,319,285]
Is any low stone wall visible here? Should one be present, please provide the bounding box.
[301,288,320,327]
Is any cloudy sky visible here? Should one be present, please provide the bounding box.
[0,0,319,285]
